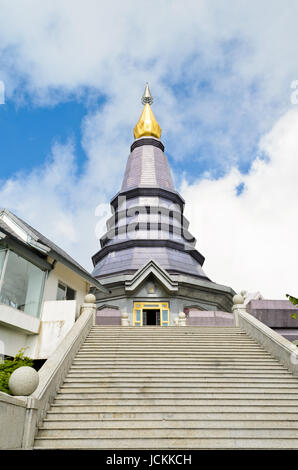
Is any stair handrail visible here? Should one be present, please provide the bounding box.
[22,294,97,448]
[232,293,298,376]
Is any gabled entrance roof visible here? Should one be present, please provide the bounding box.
[125,259,178,293]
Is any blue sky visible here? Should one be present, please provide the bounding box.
[0,96,254,182]
[0,90,107,178]
[0,0,297,298]
[0,76,279,186]
[0,100,85,177]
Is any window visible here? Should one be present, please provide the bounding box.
[0,249,45,318]
[0,249,6,275]
[57,282,76,301]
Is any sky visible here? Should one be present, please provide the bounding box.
[0,0,297,299]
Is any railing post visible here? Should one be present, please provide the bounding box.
[178,312,186,326]
[232,293,246,327]
[81,294,97,325]
[121,312,129,326]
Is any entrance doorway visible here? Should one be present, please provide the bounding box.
[143,310,160,326]
[133,302,169,326]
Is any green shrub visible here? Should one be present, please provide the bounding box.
[0,348,34,395]
[286,294,298,307]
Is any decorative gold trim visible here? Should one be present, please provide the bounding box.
[134,103,161,139]
[133,301,169,326]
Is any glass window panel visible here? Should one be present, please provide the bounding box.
[57,282,66,300]
[0,250,45,318]
[0,249,7,276]
[57,282,76,301]
[66,286,76,300]
[136,309,141,321]
[162,310,168,322]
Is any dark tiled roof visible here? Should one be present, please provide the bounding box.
[121,144,174,192]
[92,246,208,279]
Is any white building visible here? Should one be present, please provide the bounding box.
[0,208,107,360]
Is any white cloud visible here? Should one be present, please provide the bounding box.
[0,1,298,298]
[182,109,298,299]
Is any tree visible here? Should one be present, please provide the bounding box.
[286,294,298,307]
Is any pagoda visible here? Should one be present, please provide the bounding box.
[92,84,235,326]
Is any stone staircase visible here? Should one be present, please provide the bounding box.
[34,326,298,449]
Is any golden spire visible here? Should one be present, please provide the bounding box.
[134,83,161,139]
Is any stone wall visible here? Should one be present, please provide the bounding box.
[0,392,27,449]
[247,299,298,341]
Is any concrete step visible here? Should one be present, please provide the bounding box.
[86,332,246,335]
[85,337,249,341]
[78,350,266,355]
[53,397,298,405]
[87,332,244,335]
[59,386,298,393]
[34,324,298,450]
[33,436,298,449]
[75,354,273,359]
[80,343,266,347]
[40,419,298,429]
[73,356,281,368]
[66,372,294,378]
[85,336,248,340]
[49,403,298,412]
[86,333,249,336]
[69,364,286,370]
[89,326,241,328]
[82,346,259,350]
[36,427,298,439]
[83,342,258,347]
[56,388,298,401]
[83,339,258,343]
[71,356,277,363]
[56,392,298,399]
[87,331,250,334]
[33,437,298,449]
[46,410,298,420]
[80,341,267,346]
[63,376,298,383]
[76,349,272,356]
[83,342,257,347]
[87,329,245,332]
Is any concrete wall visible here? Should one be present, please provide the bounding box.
[0,261,89,359]
[43,262,89,317]
[247,299,298,341]
[247,299,298,327]
[187,309,235,326]
[0,305,41,356]
[0,301,77,359]
[0,303,96,450]
[0,325,29,358]
[0,393,27,449]
[0,304,40,334]
[96,307,121,325]
[26,300,77,359]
